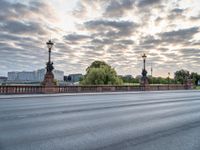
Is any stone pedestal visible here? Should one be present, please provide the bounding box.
[42,72,58,94]
[140,68,149,87]
[43,72,55,86]
[185,79,193,89]
[140,76,149,91]
[140,76,149,86]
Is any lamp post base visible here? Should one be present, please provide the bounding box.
[42,72,59,94]
[140,76,149,86]
[43,72,56,86]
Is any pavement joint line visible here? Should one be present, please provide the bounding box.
[0,90,199,99]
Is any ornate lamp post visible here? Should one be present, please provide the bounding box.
[43,40,56,86]
[140,53,149,86]
[46,40,54,73]
[168,72,170,90]
[151,63,153,84]
[142,53,147,77]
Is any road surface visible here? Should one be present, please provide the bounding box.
[0,90,200,150]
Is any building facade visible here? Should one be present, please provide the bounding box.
[7,72,18,81]
[0,76,7,85]
[7,69,64,82]
[67,74,83,83]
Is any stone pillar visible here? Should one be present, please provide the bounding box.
[42,72,58,94]
[43,72,55,86]
[185,79,193,89]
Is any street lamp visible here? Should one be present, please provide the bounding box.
[46,40,54,73]
[168,72,170,78]
[46,40,54,63]
[47,40,54,49]
[168,72,170,90]
[141,53,147,77]
[142,53,147,70]
[140,53,149,86]
[151,63,153,84]
[43,40,56,87]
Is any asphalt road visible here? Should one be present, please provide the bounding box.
[0,90,200,150]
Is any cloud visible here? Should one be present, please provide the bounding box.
[1,20,47,35]
[103,0,165,18]
[72,1,88,18]
[85,19,135,30]
[64,33,91,44]
[137,0,162,7]
[72,0,110,18]
[158,27,199,44]
[167,8,186,21]
[141,35,161,45]
[179,48,200,56]
[84,19,138,39]
[190,13,200,21]
[104,0,135,17]
[141,27,199,47]
[91,38,114,45]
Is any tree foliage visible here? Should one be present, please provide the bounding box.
[80,62,200,86]
[148,76,175,84]
[174,69,190,84]
[120,75,139,84]
[190,72,200,85]
[80,61,123,85]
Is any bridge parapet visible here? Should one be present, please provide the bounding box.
[0,84,193,94]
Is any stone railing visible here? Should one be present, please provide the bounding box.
[0,84,192,94]
[0,86,44,94]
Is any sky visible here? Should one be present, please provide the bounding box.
[0,0,200,77]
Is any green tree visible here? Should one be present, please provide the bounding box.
[119,75,140,85]
[174,69,190,84]
[81,61,123,85]
[148,76,175,84]
[190,72,200,85]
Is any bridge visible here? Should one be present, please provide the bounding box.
[0,90,200,150]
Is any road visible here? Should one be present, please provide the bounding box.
[0,90,200,150]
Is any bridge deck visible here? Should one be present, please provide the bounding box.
[0,90,200,150]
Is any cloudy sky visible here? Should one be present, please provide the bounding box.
[0,0,200,77]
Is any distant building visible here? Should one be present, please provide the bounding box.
[69,74,83,83]
[36,69,64,81]
[7,72,18,81]
[8,71,37,81]
[7,69,64,82]
[64,76,68,82]
[36,69,46,81]
[53,70,64,81]
[17,71,36,81]
[64,74,83,83]
[0,76,7,85]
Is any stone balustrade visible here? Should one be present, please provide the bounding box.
[0,86,44,94]
[0,84,192,94]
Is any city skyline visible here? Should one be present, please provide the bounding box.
[0,0,200,77]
